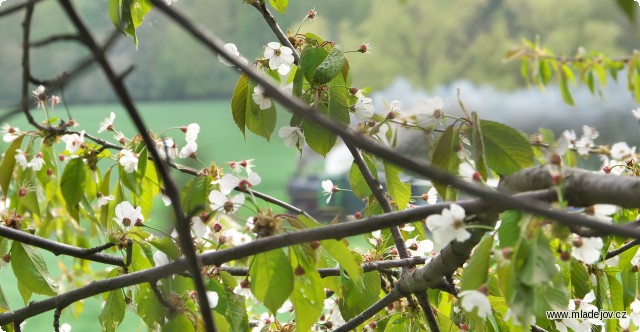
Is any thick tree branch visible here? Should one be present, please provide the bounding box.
[56,1,216,330]
[499,166,640,208]
[147,0,640,241]
[0,225,123,266]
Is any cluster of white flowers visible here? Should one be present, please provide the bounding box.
[562,125,599,157]
[14,150,44,171]
[554,291,604,331]
[31,85,61,109]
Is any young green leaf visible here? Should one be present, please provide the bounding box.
[460,235,494,291]
[10,243,58,296]
[383,160,411,210]
[314,46,346,84]
[0,135,24,196]
[60,157,87,207]
[249,249,293,313]
[99,269,126,332]
[290,246,324,332]
[338,271,381,321]
[231,73,249,137]
[431,124,460,200]
[268,0,288,14]
[480,120,534,176]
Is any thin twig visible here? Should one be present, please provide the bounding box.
[150,281,177,316]
[0,225,123,266]
[604,239,640,260]
[29,33,80,47]
[334,288,402,331]
[0,0,46,19]
[414,292,439,332]
[53,306,62,332]
[249,2,300,65]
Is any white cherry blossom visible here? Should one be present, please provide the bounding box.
[1,124,20,142]
[179,141,198,158]
[119,149,139,173]
[209,190,245,213]
[321,180,337,204]
[571,236,603,264]
[206,291,219,308]
[218,43,248,67]
[264,42,295,75]
[353,91,374,121]
[458,290,492,319]
[183,123,200,143]
[153,251,169,267]
[252,85,272,110]
[61,131,85,154]
[610,142,635,160]
[30,152,44,171]
[156,139,178,160]
[218,172,261,195]
[98,112,115,133]
[113,201,143,231]
[278,126,305,149]
[15,150,29,170]
[426,204,470,250]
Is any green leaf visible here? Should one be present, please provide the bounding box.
[162,315,195,332]
[470,112,488,181]
[570,259,591,299]
[314,46,345,84]
[140,162,159,219]
[290,246,324,332]
[615,0,636,22]
[297,215,362,284]
[560,67,575,105]
[0,284,10,313]
[348,153,377,199]
[268,0,288,14]
[292,66,304,97]
[181,176,211,215]
[231,73,249,137]
[480,120,534,175]
[303,83,350,156]
[339,271,381,321]
[17,280,32,305]
[383,160,411,210]
[108,0,122,30]
[11,243,57,296]
[0,135,24,196]
[460,235,494,291]
[538,59,552,85]
[249,249,293,313]
[149,236,181,260]
[498,210,521,249]
[130,0,152,29]
[99,269,126,332]
[622,267,637,308]
[520,232,557,286]
[231,75,277,140]
[431,124,460,200]
[300,47,329,84]
[137,283,165,328]
[607,274,624,311]
[60,157,87,207]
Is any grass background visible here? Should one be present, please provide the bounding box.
[0,99,303,331]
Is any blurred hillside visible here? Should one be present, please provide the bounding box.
[0,0,637,106]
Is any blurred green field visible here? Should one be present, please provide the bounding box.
[0,99,301,331]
